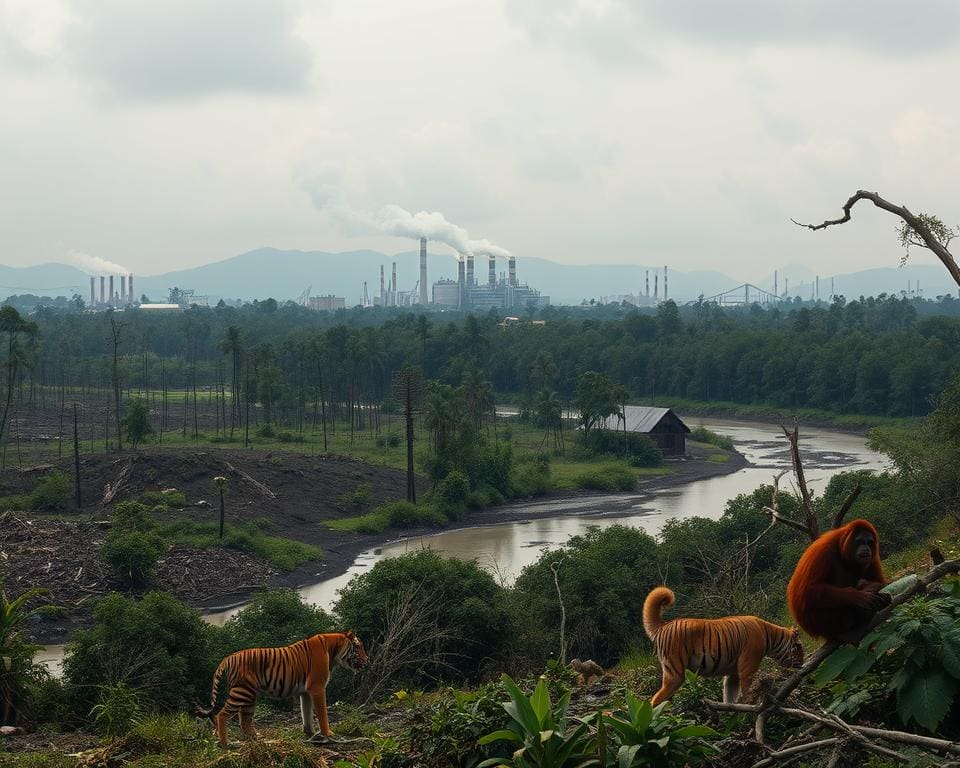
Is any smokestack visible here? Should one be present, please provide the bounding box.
[90,277,96,306]
[391,262,397,306]
[831,277,834,298]
[654,273,658,300]
[466,255,474,287]
[120,275,127,304]
[380,265,385,301]
[785,277,789,296]
[815,275,819,300]
[109,275,115,307]
[508,256,517,287]
[100,276,105,304]
[488,255,496,287]
[774,270,778,297]
[645,270,649,297]
[419,237,428,305]
[128,274,134,303]
[458,257,465,308]
[663,266,668,301]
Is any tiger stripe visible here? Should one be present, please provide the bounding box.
[195,631,367,748]
[643,587,803,706]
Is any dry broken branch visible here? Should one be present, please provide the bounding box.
[792,190,960,288]
[832,484,862,529]
[780,422,818,540]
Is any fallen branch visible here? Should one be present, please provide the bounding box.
[101,460,133,505]
[222,461,276,499]
[792,190,960,288]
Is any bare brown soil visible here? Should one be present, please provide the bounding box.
[1,448,409,643]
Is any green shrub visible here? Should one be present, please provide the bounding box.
[512,525,660,664]
[256,424,276,438]
[112,501,154,531]
[387,432,401,448]
[375,436,386,448]
[437,470,470,507]
[385,501,447,528]
[334,550,511,682]
[0,493,30,512]
[573,465,636,492]
[101,530,166,586]
[510,456,551,497]
[160,521,320,571]
[139,489,186,508]
[29,472,71,512]
[578,430,663,467]
[465,490,489,510]
[216,590,333,656]
[341,482,372,510]
[327,511,390,534]
[689,425,735,451]
[63,592,216,715]
[276,431,305,443]
[91,683,142,736]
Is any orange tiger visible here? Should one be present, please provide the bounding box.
[643,587,802,706]
[195,631,367,747]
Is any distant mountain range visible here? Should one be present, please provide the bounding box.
[0,249,957,306]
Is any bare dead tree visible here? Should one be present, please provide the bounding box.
[355,586,460,706]
[793,190,960,288]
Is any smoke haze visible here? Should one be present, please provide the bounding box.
[68,250,131,275]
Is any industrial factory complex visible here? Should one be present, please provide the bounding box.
[374,238,549,310]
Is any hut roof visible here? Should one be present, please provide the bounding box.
[601,406,690,434]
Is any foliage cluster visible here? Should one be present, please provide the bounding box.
[0,472,71,514]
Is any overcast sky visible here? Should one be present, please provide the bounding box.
[2,0,960,279]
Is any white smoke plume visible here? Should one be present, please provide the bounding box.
[299,174,510,257]
[68,250,131,275]
[468,239,512,259]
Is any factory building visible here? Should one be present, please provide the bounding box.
[432,253,548,310]
[307,295,346,312]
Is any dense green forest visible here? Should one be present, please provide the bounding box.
[7,293,960,428]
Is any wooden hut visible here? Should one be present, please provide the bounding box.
[602,406,690,456]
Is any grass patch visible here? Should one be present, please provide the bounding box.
[327,501,448,534]
[328,510,390,534]
[572,464,637,492]
[550,459,667,491]
[160,520,320,571]
[706,453,730,463]
[689,425,735,451]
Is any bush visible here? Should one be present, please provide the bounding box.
[341,482,372,510]
[512,525,660,664]
[216,590,334,656]
[29,472,71,512]
[160,521,321,571]
[577,430,663,466]
[63,592,216,715]
[510,456,551,497]
[101,529,166,586]
[573,465,636,492]
[112,501,154,532]
[334,550,511,682]
[139,489,186,508]
[385,501,447,528]
[689,425,735,451]
[91,683,142,736]
[387,431,401,448]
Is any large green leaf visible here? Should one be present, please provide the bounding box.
[942,630,960,679]
[897,674,956,731]
[479,729,522,746]
[814,646,861,686]
[530,676,550,726]
[501,674,541,738]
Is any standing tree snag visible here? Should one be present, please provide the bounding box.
[793,190,960,289]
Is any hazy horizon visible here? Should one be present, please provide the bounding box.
[3,1,960,279]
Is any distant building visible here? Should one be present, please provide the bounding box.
[307,295,346,312]
[138,303,181,311]
[600,406,690,456]
[432,278,460,308]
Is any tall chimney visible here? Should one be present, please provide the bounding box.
[466,255,474,287]
[654,273,658,300]
[774,270,778,297]
[815,275,820,300]
[419,237,428,305]
[109,275,115,307]
[645,270,649,297]
[488,255,496,287]
[90,277,96,306]
[128,274,134,303]
[391,262,397,307]
[508,256,517,287]
[457,257,465,308]
[380,265,385,301]
[120,275,127,304]
[785,277,789,296]
[100,276,105,304]
[831,277,834,298]
[663,266,668,301]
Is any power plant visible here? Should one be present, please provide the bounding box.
[372,239,548,310]
[88,273,135,307]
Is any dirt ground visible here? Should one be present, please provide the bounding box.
[4,443,747,645]
[1,448,409,642]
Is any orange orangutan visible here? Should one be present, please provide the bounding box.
[787,519,890,643]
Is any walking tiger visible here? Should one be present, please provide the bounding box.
[195,631,367,747]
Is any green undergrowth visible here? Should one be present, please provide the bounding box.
[160,520,321,571]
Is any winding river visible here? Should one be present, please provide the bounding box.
[36,417,886,674]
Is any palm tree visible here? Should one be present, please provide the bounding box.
[531,351,557,393]
[535,388,564,454]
